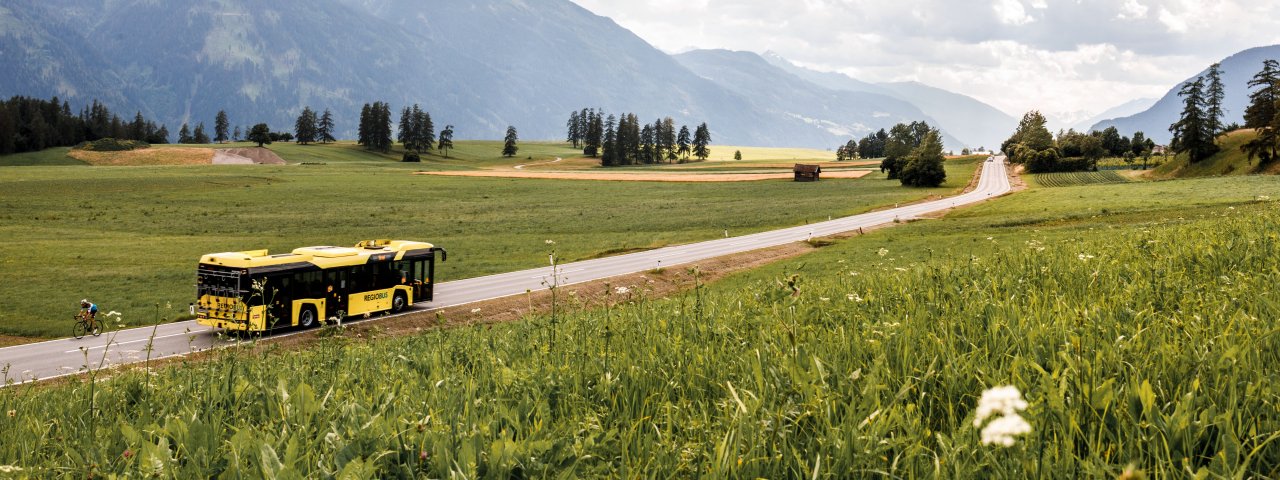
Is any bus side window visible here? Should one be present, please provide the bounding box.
[415,260,427,282]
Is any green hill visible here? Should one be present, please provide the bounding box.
[1151,129,1280,178]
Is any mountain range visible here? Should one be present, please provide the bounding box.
[0,0,1020,150]
[1091,45,1280,144]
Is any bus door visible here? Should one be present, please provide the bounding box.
[325,270,348,318]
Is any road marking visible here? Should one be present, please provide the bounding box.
[63,331,199,354]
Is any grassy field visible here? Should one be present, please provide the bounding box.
[1151,129,1280,178]
[0,145,981,337]
[1030,170,1132,188]
[4,171,1280,476]
[0,147,85,166]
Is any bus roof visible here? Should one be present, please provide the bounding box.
[199,240,436,271]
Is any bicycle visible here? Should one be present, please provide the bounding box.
[72,311,102,339]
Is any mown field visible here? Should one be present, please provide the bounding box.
[0,144,981,337]
[3,173,1280,477]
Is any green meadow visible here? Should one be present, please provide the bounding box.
[0,143,980,337]
[4,167,1280,477]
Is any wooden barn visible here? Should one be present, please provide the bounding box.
[793,164,821,182]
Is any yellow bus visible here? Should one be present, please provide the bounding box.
[195,239,445,332]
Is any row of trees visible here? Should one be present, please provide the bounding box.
[356,102,454,156]
[566,110,709,165]
[292,107,336,146]
[0,96,174,154]
[1003,112,1156,173]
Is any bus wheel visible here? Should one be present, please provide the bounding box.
[298,306,317,329]
[391,292,407,313]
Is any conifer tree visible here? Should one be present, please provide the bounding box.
[503,126,519,157]
[1242,59,1280,163]
[295,107,318,145]
[566,111,581,148]
[1169,76,1219,163]
[1205,63,1226,137]
[215,110,229,143]
[601,115,618,166]
[676,125,691,159]
[692,123,711,161]
[357,103,372,147]
[178,123,192,144]
[438,125,454,158]
[193,122,210,144]
[318,109,336,144]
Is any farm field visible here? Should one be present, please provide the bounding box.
[0,146,981,337]
[4,173,1280,476]
[1030,170,1132,187]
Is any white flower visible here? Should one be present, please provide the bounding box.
[615,286,631,295]
[877,248,889,257]
[544,239,555,245]
[981,413,1033,447]
[1077,253,1095,262]
[974,385,1032,448]
[0,465,23,473]
[846,293,864,302]
[973,385,1028,426]
[1257,195,1272,202]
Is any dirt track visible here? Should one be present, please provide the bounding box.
[415,170,873,182]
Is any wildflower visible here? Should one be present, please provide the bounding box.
[1077,253,1095,261]
[545,239,555,245]
[122,448,135,460]
[420,450,429,462]
[615,286,631,295]
[980,414,1032,447]
[973,385,1028,426]
[973,385,1032,448]
[877,248,889,257]
[0,466,23,473]
[846,293,864,302]
[1257,195,1272,202]
[5,409,13,418]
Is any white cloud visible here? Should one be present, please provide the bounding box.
[993,0,1035,26]
[570,0,1280,118]
[1157,7,1188,32]
[1118,0,1150,19]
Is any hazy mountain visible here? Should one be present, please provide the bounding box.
[875,82,1016,150]
[762,52,1016,149]
[1,0,1009,148]
[676,49,965,148]
[331,0,806,146]
[0,0,131,109]
[1071,98,1157,132]
[1092,45,1280,144]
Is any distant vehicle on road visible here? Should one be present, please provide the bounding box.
[195,239,445,333]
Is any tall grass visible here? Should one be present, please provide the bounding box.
[3,197,1279,476]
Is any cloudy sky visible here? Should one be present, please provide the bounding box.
[571,0,1280,126]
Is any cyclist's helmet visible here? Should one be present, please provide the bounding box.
[80,299,89,307]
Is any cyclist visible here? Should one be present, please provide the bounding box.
[80,299,99,329]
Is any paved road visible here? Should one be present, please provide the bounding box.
[0,157,1010,385]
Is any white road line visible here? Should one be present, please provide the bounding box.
[63,331,200,353]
